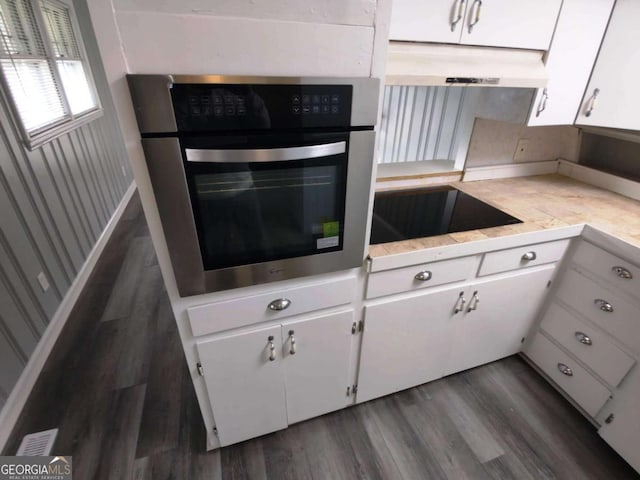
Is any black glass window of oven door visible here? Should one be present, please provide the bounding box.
[181,132,349,271]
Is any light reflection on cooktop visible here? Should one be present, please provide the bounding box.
[370,186,522,245]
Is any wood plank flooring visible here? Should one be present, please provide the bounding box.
[3,192,639,479]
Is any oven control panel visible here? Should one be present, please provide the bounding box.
[171,84,352,132]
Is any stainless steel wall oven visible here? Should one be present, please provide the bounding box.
[128,75,379,296]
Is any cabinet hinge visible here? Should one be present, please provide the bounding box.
[197,362,204,376]
[358,320,364,332]
[352,384,358,394]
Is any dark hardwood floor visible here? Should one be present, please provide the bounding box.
[4,193,639,479]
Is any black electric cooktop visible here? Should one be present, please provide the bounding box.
[370,186,522,245]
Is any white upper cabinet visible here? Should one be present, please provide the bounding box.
[576,0,640,130]
[389,0,462,43]
[390,0,562,51]
[528,0,614,126]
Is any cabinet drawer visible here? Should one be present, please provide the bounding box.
[541,303,635,387]
[366,255,474,299]
[525,334,611,417]
[556,269,640,353]
[188,276,356,337]
[572,241,640,301]
[478,239,569,276]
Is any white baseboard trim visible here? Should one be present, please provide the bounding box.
[462,160,559,182]
[558,159,640,202]
[0,181,137,453]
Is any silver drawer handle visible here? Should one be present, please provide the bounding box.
[467,290,479,312]
[594,299,613,313]
[574,331,592,346]
[268,335,276,361]
[535,88,548,117]
[288,330,296,355]
[268,298,291,311]
[454,291,466,314]
[468,0,482,33]
[557,363,573,377]
[450,0,466,31]
[612,266,633,280]
[585,88,600,117]
[521,251,537,261]
[414,270,432,282]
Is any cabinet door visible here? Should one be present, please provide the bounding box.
[390,0,465,43]
[357,285,464,403]
[598,369,640,473]
[528,0,614,126]
[446,266,555,375]
[460,0,561,50]
[196,325,287,447]
[282,310,354,425]
[576,0,640,130]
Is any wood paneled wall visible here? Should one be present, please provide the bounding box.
[0,0,133,410]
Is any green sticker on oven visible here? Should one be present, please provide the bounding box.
[322,221,339,238]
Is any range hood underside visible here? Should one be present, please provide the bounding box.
[386,42,548,89]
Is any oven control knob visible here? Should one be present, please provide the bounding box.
[268,298,292,311]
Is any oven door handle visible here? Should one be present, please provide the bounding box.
[185,141,346,163]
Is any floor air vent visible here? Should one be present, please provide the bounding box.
[16,428,58,456]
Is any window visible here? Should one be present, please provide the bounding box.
[0,0,100,149]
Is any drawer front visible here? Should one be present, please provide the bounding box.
[188,276,356,337]
[572,241,640,301]
[556,269,640,353]
[541,303,635,387]
[478,239,570,276]
[366,255,474,299]
[525,334,611,417]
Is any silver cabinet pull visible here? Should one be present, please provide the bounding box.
[521,251,537,261]
[288,330,296,355]
[535,88,548,117]
[612,266,633,280]
[454,291,466,314]
[557,363,574,376]
[268,298,291,311]
[450,0,466,32]
[574,331,593,346]
[468,0,482,33]
[268,335,276,361]
[467,290,479,312]
[594,298,614,313]
[414,270,432,282]
[585,88,600,117]
[185,141,346,163]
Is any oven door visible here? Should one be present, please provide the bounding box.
[141,130,374,296]
[183,132,348,270]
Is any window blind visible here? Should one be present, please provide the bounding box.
[0,0,98,145]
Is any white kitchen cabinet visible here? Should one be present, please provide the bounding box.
[357,285,463,403]
[196,310,355,446]
[575,0,640,130]
[281,311,353,425]
[196,324,287,447]
[389,0,462,44]
[389,0,561,51]
[527,0,614,126]
[446,265,555,375]
[599,368,640,473]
